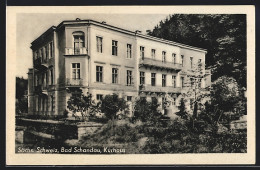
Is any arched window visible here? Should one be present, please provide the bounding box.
[72,31,85,54]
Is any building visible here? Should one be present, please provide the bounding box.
[27,18,211,117]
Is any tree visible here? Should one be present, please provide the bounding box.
[133,97,161,122]
[67,90,97,121]
[16,77,28,114]
[181,61,210,119]
[100,94,128,121]
[211,76,240,112]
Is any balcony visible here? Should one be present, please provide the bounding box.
[33,58,48,71]
[66,78,83,87]
[139,58,182,71]
[65,47,88,55]
[34,85,47,95]
[139,84,181,94]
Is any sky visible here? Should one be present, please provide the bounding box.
[16,13,170,78]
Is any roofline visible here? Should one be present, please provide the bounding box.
[31,26,56,48]
[36,19,207,53]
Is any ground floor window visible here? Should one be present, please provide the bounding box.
[96,94,103,101]
[127,96,132,101]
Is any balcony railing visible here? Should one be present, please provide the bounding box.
[65,47,87,55]
[66,78,83,87]
[33,57,48,70]
[139,58,182,71]
[34,85,47,94]
[139,84,181,93]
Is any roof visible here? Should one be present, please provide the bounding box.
[32,19,207,53]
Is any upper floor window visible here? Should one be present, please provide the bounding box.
[162,74,166,87]
[172,75,176,88]
[96,66,103,82]
[190,57,193,69]
[45,45,48,59]
[151,73,156,86]
[140,71,145,85]
[112,68,118,84]
[96,36,103,53]
[34,51,38,60]
[127,70,133,86]
[162,51,166,62]
[127,44,132,58]
[49,42,53,58]
[49,68,54,85]
[72,63,80,79]
[140,46,145,60]
[181,77,185,88]
[40,48,43,60]
[73,32,85,54]
[112,40,118,56]
[151,49,156,59]
[181,55,184,67]
[172,53,176,64]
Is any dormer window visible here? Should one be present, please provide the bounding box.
[73,32,85,54]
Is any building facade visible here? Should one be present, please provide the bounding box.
[28,19,211,117]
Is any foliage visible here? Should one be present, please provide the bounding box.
[211,76,240,112]
[133,97,162,122]
[67,90,98,121]
[16,77,28,114]
[100,94,128,120]
[149,14,246,88]
[176,98,189,120]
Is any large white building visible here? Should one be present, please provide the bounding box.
[27,18,211,117]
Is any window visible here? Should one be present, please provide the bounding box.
[127,44,132,58]
[162,74,166,87]
[40,48,43,61]
[190,77,194,87]
[172,53,176,64]
[151,49,156,59]
[140,46,145,60]
[51,95,54,111]
[96,36,103,53]
[38,97,41,112]
[45,45,48,59]
[42,47,46,61]
[35,51,38,59]
[49,42,53,58]
[127,70,133,86]
[181,55,184,66]
[151,73,156,86]
[198,78,202,88]
[72,63,80,79]
[190,57,193,69]
[181,77,184,88]
[96,66,103,82]
[162,51,166,62]
[112,40,118,56]
[140,71,145,85]
[73,33,85,54]
[96,94,103,101]
[172,75,176,88]
[127,96,132,101]
[173,98,176,105]
[49,68,54,85]
[112,68,118,84]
